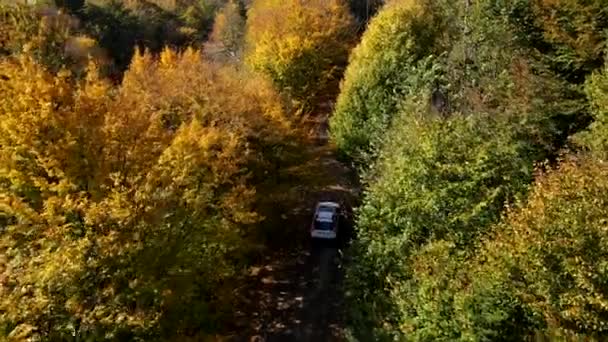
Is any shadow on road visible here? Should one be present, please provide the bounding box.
[227,142,359,342]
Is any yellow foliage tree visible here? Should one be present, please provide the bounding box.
[1,4,109,74]
[245,0,355,112]
[0,47,290,339]
[209,0,245,58]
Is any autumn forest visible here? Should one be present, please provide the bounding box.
[1,0,608,341]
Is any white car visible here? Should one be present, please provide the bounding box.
[310,201,341,240]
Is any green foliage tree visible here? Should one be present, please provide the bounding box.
[475,155,608,339]
[493,0,608,83]
[341,0,594,340]
[79,1,143,73]
[574,59,608,157]
[245,0,356,112]
[178,0,224,41]
[345,101,547,340]
[80,0,190,73]
[410,154,608,340]
[329,0,457,161]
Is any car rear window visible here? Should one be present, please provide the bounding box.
[314,220,334,231]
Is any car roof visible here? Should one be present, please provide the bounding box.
[316,211,334,222]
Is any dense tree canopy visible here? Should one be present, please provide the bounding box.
[329,0,456,161]
[339,0,608,340]
[3,0,608,340]
[207,0,245,60]
[245,0,356,112]
[0,47,291,339]
[500,0,608,82]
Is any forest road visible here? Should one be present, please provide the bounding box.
[229,112,359,342]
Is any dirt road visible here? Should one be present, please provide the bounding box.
[234,242,345,341]
[229,113,359,342]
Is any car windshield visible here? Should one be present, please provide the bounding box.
[314,220,334,231]
[318,205,335,213]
